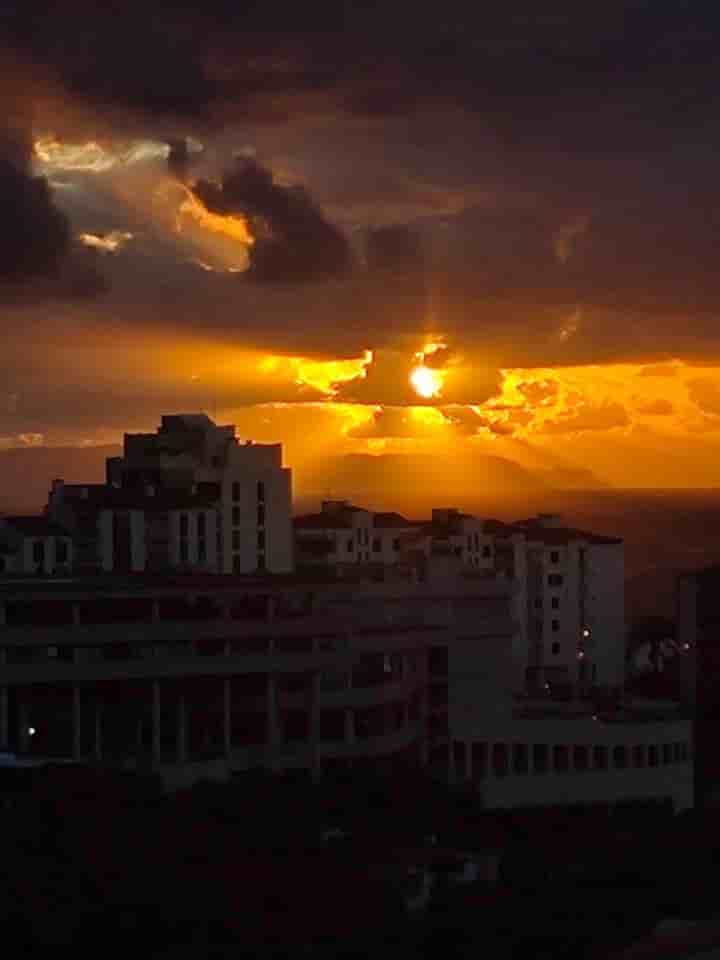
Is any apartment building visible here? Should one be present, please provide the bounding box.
[46,414,293,575]
[0,517,73,576]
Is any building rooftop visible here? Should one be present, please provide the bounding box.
[372,511,414,529]
[512,518,622,546]
[294,513,353,530]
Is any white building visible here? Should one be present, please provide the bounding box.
[47,414,293,575]
[0,517,73,576]
[514,514,625,696]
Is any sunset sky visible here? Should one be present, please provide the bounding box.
[3,3,720,494]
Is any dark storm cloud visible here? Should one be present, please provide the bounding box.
[0,131,69,282]
[194,158,351,284]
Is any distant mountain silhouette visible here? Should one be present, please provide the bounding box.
[301,452,549,508]
[0,445,120,514]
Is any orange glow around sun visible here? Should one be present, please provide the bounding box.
[410,364,443,399]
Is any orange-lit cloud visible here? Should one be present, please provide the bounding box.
[34,137,170,173]
[78,230,133,253]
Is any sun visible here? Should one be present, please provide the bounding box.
[410,364,442,399]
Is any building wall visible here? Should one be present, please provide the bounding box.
[584,542,625,688]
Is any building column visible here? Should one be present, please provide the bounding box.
[344,708,355,745]
[310,671,321,781]
[177,693,187,764]
[152,681,161,763]
[18,697,28,752]
[72,687,81,760]
[267,674,280,746]
[94,700,102,761]
[223,678,231,758]
[0,647,7,751]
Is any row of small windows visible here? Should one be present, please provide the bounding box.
[465,533,492,556]
[453,741,690,778]
[345,536,402,554]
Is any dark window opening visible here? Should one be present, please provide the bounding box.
[553,745,569,772]
[232,530,241,551]
[257,481,265,503]
[257,504,265,527]
[372,537,381,552]
[548,574,564,587]
[551,597,559,610]
[593,745,608,769]
[257,530,265,551]
[573,745,588,771]
[551,619,560,632]
[232,481,240,502]
[482,545,491,558]
[392,538,400,551]
[513,743,528,774]
[55,540,68,564]
[613,745,627,769]
[550,550,560,564]
[232,506,241,527]
[551,642,560,655]
[533,744,548,774]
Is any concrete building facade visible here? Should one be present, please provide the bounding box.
[47,414,293,576]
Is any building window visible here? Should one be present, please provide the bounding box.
[232,530,241,551]
[551,597,559,610]
[467,535,473,551]
[482,545,491,558]
[392,538,400,551]
[257,481,265,503]
[548,574,564,587]
[454,742,467,779]
[591,664,598,682]
[372,537,381,553]
[551,642,560,655]
[179,540,188,566]
[257,530,265,551]
[534,597,542,609]
[232,481,240,502]
[553,745,569,772]
[593,745,607,770]
[472,743,488,779]
[198,513,206,538]
[551,619,560,632]
[198,540,206,564]
[56,540,68,564]
[513,744,528,774]
[550,550,560,564]
[633,745,646,768]
[33,540,44,565]
[533,744,548,774]
[662,743,672,764]
[613,745,627,769]
[648,745,659,767]
[257,504,265,527]
[232,554,242,574]
[573,745,588,771]
[346,538,353,554]
[257,552,265,571]
[179,513,189,538]
[492,744,508,777]
[232,506,241,527]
